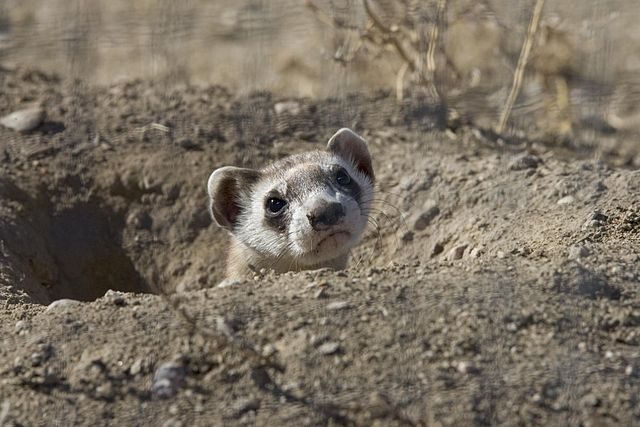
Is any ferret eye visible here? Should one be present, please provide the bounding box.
[266,197,287,214]
[336,169,352,186]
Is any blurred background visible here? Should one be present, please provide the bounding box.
[0,0,639,162]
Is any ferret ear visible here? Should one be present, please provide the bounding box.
[207,166,260,231]
[327,128,374,182]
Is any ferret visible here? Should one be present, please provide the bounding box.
[207,128,375,278]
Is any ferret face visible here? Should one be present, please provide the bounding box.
[241,153,372,267]
[208,128,375,273]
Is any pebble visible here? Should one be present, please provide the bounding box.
[95,382,115,400]
[568,245,590,260]
[129,358,153,376]
[317,342,341,355]
[401,230,414,242]
[399,175,415,191]
[14,320,29,334]
[314,288,328,299]
[455,361,477,374]
[217,279,241,289]
[326,301,350,311]
[431,243,444,257]
[310,334,330,347]
[509,153,542,171]
[177,137,201,150]
[161,419,183,427]
[103,289,127,306]
[412,202,440,231]
[0,107,45,132]
[274,101,301,116]
[231,397,260,417]
[580,393,600,408]
[469,247,482,258]
[126,209,152,230]
[45,299,81,312]
[447,244,468,261]
[151,362,187,398]
[557,195,575,205]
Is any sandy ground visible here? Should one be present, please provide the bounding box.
[0,67,640,426]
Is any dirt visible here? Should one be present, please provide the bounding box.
[0,66,639,426]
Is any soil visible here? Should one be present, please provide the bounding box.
[1,66,639,426]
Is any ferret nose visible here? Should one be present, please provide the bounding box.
[307,202,345,230]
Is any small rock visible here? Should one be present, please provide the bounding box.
[217,278,241,289]
[401,231,414,242]
[45,299,81,312]
[568,245,590,260]
[469,247,482,258]
[177,137,201,150]
[509,153,542,171]
[274,101,300,116]
[317,342,341,355]
[412,202,440,231]
[309,334,330,347]
[129,360,142,376]
[314,288,328,299]
[326,301,350,311]
[161,418,183,427]
[497,250,506,259]
[14,320,29,334]
[557,195,575,205]
[447,244,468,261]
[126,209,152,230]
[431,242,444,257]
[216,316,235,338]
[103,289,127,306]
[580,393,600,408]
[152,362,187,399]
[95,382,115,400]
[232,397,260,417]
[455,361,477,374]
[591,211,608,222]
[582,219,602,230]
[0,107,45,132]
[399,176,415,191]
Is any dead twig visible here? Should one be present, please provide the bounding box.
[425,0,447,101]
[496,0,546,133]
[363,0,421,79]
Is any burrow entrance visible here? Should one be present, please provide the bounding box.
[43,202,152,301]
[1,181,153,304]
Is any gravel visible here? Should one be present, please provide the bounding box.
[151,362,187,399]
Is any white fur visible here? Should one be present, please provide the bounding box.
[234,152,373,271]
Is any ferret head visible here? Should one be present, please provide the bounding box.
[208,128,374,271]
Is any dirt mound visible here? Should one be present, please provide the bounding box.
[0,67,639,425]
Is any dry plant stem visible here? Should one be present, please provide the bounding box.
[425,0,447,101]
[305,0,334,27]
[396,62,409,101]
[363,0,421,77]
[496,0,546,134]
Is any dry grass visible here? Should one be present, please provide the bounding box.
[307,0,449,107]
[496,0,546,134]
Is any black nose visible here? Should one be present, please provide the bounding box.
[307,202,345,230]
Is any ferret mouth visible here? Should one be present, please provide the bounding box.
[316,230,351,248]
